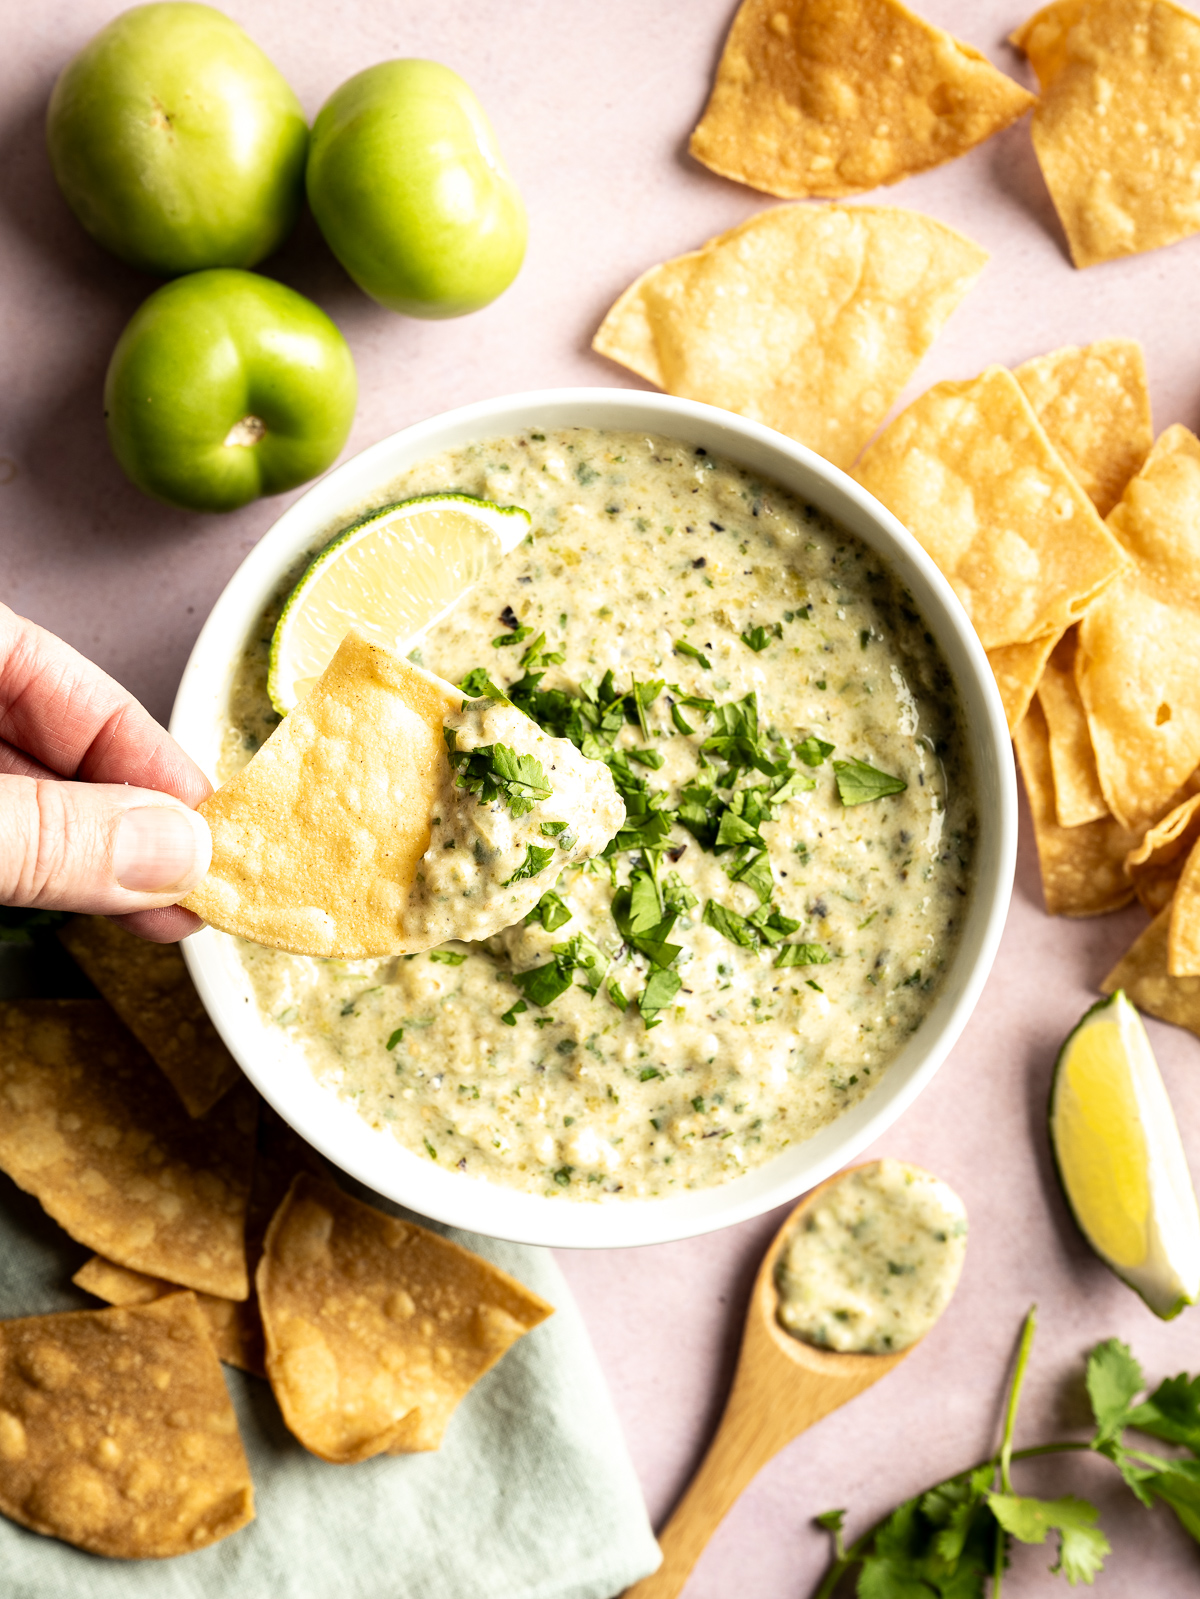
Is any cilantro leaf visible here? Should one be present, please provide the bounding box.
[493,623,533,647]
[628,746,665,769]
[1087,1339,1144,1445]
[1142,1459,1200,1543]
[988,1494,1109,1585]
[674,639,711,669]
[741,624,780,652]
[500,999,528,1026]
[458,668,510,703]
[1126,1372,1200,1453]
[715,809,765,851]
[386,1028,404,1050]
[639,967,682,1027]
[510,934,604,1011]
[626,871,663,934]
[502,843,557,886]
[796,734,835,767]
[524,890,572,932]
[540,820,570,839]
[428,950,467,965]
[773,942,831,968]
[702,693,778,776]
[627,677,664,738]
[729,848,774,905]
[450,739,553,818]
[663,871,697,915]
[833,756,907,806]
[702,899,759,947]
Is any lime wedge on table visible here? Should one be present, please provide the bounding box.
[1050,990,1200,1319]
[268,493,531,713]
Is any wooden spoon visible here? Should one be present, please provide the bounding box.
[624,1165,927,1599]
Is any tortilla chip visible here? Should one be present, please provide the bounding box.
[1036,631,1108,827]
[854,366,1129,647]
[58,916,239,1118]
[0,1295,253,1558]
[1124,791,1200,914]
[987,632,1061,734]
[0,1000,255,1299]
[1014,698,1139,915]
[1015,0,1200,268]
[1077,426,1200,831]
[592,204,987,471]
[184,633,463,959]
[72,1257,263,1377]
[1169,841,1200,977]
[689,0,1033,199]
[1102,901,1200,1037]
[1014,338,1153,517]
[257,1175,552,1463]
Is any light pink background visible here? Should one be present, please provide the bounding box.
[5,2,1200,1593]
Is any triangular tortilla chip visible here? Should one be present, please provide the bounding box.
[1102,901,1200,1038]
[1125,791,1200,914]
[1036,631,1108,827]
[592,204,986,470]
[0,1000,255,1298]
[1014,338,1153,517]
[184,633,463,958]
[72,1255,262,1376]
[854,366,1129,647]
[58,915,239,1117]
[1014,699,1139,915]
[1169,840,1200,978]
[689,0,1033,198]
[986,631,1061,734]
[0,1295,253,1558]
[1014,0,1200,267]
[1077,426,1200,831]
[257,1175,552,1463]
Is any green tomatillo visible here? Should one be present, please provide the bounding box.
[47,2,308,275]
[104,270,357,513]
[306,59,527,319]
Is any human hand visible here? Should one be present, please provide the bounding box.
[0,604,212,943]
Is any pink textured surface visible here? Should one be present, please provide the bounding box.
[5,1,1200,1592]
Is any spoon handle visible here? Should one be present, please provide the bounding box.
[623,1309,898,1599]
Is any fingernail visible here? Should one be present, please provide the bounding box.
[114,807,211,894]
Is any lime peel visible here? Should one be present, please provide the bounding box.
[1050,989,1200,1319]
[268,492,530,714]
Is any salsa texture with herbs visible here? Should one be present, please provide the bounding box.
[222,427,975,1199]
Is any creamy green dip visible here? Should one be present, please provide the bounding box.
[775,1159,968,1353]
[220,427,975,1200]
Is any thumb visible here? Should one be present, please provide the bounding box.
[0,774,212,916]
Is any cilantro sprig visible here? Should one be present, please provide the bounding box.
[447,737,553,819]
[812,1309,1200,1598]
[833,755,906,806]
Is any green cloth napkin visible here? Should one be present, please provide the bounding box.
[0,1170,661,1599]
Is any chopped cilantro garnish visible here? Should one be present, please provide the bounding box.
[386,1028,404,1049]
[796,734,835,766]
[458,668,510,702]
[774,942,832,969]
[833,756,907,805]
[500,1000,528,1026]
[510,933,603,1011]
[428,950,467,965]
[674,639,711,669]
[715,809,765,851]
[639,1066,664,1081]
[502,843,557,886]
[524,890,572,932]
[639,967,682,1028]
[492,624,534,648]
[741,623,781,652]
[628,747,665,769]
[702,899,759,948]
[449,740,553,818]
[729,848,774,905]
[670,701,695,735]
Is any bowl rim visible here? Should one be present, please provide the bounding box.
[172,386,1017,1250]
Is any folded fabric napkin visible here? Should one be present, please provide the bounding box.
[0,1168,661,1599]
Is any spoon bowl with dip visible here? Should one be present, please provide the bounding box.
[624,1159,968,1599]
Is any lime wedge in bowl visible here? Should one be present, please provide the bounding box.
[1050,989,1200,1318]
[268,493,531,713]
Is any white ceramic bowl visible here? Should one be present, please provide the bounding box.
[171,388,1016,1249]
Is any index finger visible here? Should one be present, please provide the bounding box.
[0,605,211,807]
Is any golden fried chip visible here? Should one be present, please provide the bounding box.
[689,0,1033,199]
[1077,426,1200,831]
[1124,792,1200,914]
[854,366,1129,647]
[1036,631,1108,827]
[1014,0,1200,268]
[58,916,239,1117]
[1169,842,1200,978]
[1102,902,1200,1038]
[986,632,1061,734]
[258,1175,552,1463]
[0,1295,253,1558]
[592,205,987,471]
[72,1257,262,1377]
[1014,338,1153,516]
[184,633,463,958]
[1014,699,1139,915]
[0,1000,254,1299]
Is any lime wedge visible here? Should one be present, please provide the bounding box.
[1050,989,1200,1319]
[268,493,531,713]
